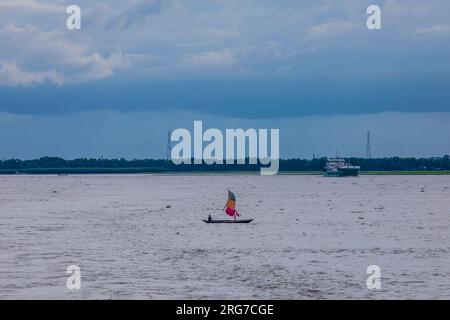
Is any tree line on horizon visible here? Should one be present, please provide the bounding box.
[0,156,450,172]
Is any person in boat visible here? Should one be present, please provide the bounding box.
[207,214,212,222]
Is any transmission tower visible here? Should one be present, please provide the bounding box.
[366,131,372,159]
[166,130,172,160]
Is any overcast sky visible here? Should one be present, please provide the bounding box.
[0,0,449,159]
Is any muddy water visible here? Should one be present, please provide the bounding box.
[1,174,449,299]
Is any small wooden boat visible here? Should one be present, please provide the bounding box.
[204,190,254,224]
[202,219,254,224]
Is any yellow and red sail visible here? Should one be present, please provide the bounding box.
[224,190,240,217]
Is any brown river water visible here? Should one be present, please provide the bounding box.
[1,174,449,299]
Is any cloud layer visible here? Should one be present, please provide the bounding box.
[0,0,449,116]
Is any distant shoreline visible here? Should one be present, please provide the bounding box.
[2,156,450,174]
[2,168,450,175]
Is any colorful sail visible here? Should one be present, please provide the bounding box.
[224,190,240,217]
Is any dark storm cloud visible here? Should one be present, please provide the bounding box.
[1,0,450,117]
